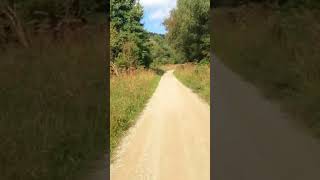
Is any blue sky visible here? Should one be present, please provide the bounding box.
[139,0,177,34]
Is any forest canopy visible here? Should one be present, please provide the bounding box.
[110,0,151,69]
[110,0,211,72]
[164,0,210,63]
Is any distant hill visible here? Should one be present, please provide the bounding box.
[147,32,165,38]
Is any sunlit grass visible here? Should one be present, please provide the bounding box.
[174,63,210,103]
[110,70,161,156]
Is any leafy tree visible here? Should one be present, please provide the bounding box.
[164,0,210,63]
[149,34,176,66]
[110,0,151,68]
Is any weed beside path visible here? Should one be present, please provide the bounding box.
[0,28,107,180]
[174,64,210,103]
[110,70,161,156]
[213,5,320,137]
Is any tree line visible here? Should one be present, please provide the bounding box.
[164,0,210,63]
[110,0,210,72]
[1,0,211,66]
[110,0,151,70]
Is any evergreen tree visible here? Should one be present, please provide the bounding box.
[110,0,151,68]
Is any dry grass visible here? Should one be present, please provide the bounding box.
[213,4,320,136]
[110,69,161,156]
[159,64,178,71]
[174,63,210,103]
[0,27,107,180]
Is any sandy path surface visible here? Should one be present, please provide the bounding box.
[110,70,210,180]
[212,59,320,180]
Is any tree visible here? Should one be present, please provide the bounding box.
[164,0,210,63]
[149,34,176,65]
[110,0,151,68]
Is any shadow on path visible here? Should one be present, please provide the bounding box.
[212,57,320,180]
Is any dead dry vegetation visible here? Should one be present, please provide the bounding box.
[174,63,210,103]
[110,69,161,156]
[213,4,320,136]
[0,20,107,180]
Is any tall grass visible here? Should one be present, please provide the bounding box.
[110,70,160,156]
[213,4,320,136]
[0,26,107,180]
[174,64,210,103]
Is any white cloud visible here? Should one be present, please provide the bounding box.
[140,0,177,21]
[149,9,167,20]
[140,0,176,8]
[139,0,176,33]
[139,0,165,7]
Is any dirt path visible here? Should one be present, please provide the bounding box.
[111,70,210,180]
[212,59,320,180]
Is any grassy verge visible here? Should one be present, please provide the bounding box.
[174,64,210,103]
[213,4,320,136]
[110,70,161,156]
[0,27,107,180]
